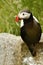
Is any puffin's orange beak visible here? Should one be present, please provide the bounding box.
[15,16,19,22]
[15,16,20,22]
[15,16,21,22]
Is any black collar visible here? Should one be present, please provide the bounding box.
[23,14,33,24]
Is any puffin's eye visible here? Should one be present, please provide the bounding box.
[23,13,24,15]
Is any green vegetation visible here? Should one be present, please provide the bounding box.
[0,0,43,35]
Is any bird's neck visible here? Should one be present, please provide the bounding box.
[23,14,33,24]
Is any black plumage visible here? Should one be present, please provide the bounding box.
[17,9,42,56]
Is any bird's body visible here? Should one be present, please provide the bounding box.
[21,17,41,44]
[16,9,42,56]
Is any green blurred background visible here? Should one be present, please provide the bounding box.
[0,0,43,35]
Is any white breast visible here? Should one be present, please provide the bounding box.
[20,20,24,28]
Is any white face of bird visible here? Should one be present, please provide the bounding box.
[18,12,31,19]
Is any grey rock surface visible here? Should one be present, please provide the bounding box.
[0,33,43,65]
[0,33,22,65]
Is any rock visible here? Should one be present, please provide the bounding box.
[0,33,23,65]
[0,33,43,65]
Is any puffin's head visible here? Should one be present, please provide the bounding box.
[15,9,32,22]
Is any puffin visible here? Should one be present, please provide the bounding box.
[15,9,42,56]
